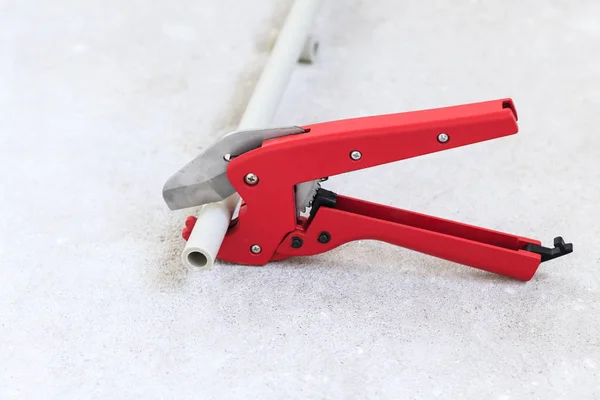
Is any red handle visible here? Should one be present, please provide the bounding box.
[275,195,543,281]
[219,99,522,266]
[257,98,519,184]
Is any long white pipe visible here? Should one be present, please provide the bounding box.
[182,0,322,270]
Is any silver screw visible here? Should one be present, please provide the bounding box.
[437,133,449,143]
[350,150,362,160]
[250,244,262,254]
[244,173,259,185]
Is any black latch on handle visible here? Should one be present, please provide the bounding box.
[524,236,573,262]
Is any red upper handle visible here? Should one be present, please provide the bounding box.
[258,98,518,184]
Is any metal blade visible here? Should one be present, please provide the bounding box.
[163,126,306,210]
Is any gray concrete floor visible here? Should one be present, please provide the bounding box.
[1,0,599,398]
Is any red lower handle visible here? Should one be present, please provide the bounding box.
[276,195,543,280]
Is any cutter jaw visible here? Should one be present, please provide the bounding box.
[162,125,308,210]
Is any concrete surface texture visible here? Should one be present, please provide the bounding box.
[1,0,599,398]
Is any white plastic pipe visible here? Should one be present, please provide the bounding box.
[183,0,322,270]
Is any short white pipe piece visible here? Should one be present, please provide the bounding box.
[181,0,322,270]
[182,195,239,270]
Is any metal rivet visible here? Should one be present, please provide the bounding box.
[350,150,362,161]
[437,133,449,143]
[244,173,259,185]
[291,237,303,248]
[250,244,262,254]
[318,232,331,244]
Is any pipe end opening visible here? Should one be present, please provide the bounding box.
[187,251,209,268]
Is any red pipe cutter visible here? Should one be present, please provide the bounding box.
[163,98,572,280]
